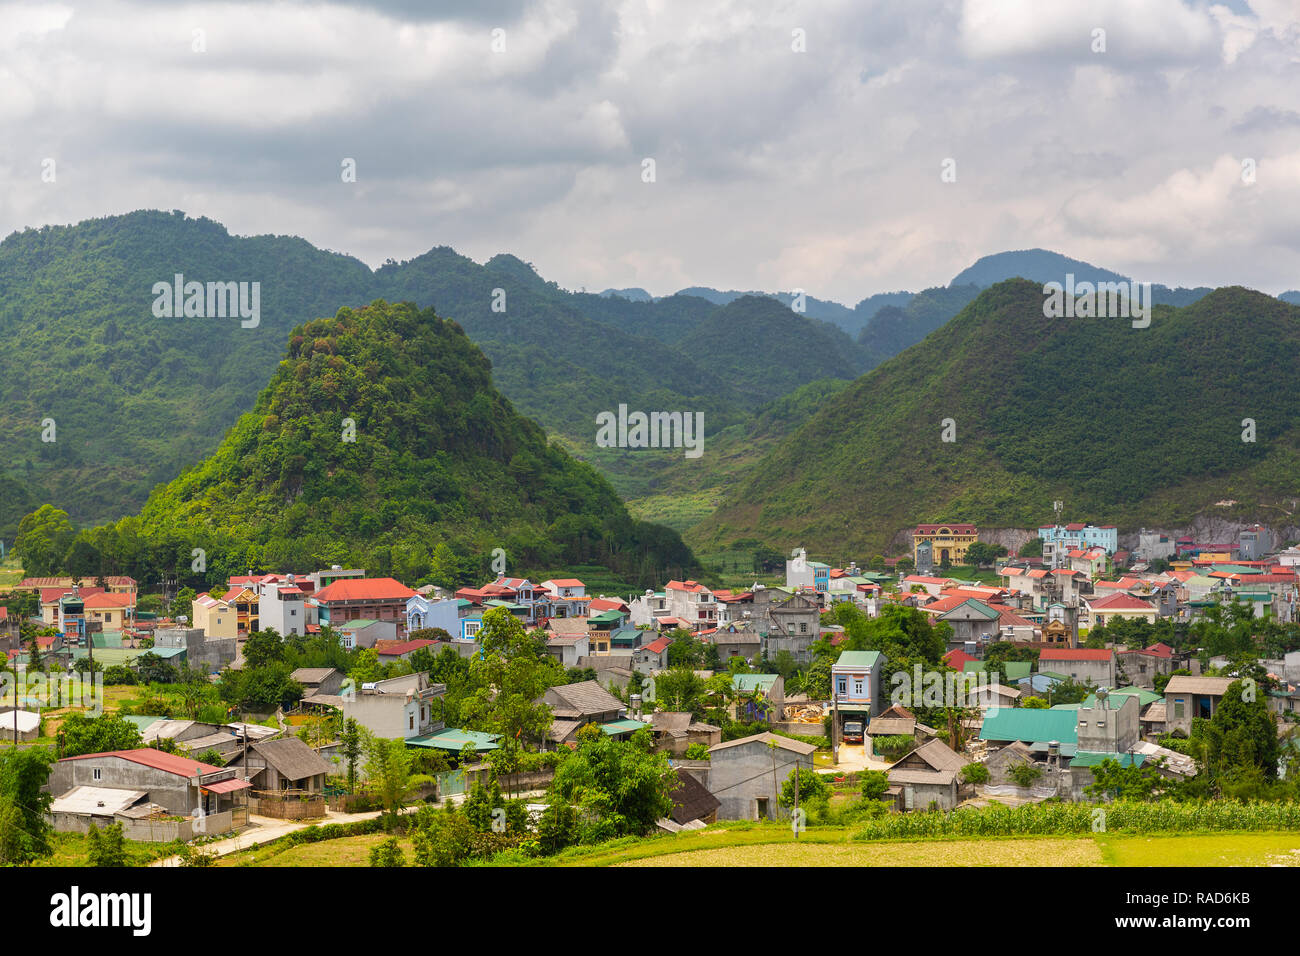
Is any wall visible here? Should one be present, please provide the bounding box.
[709,744,811,821]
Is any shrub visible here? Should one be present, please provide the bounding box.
[684,743,711,760]
[1007,763,1043,788]
[369,837,405,867]
[960,763,990,785]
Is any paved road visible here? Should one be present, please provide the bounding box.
[150,788,548,866]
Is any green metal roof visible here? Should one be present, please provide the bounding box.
[732,673,780,692]
[601,719,649,736]
[834,650,882,669]
[1037,670,1070,682]
[406,727,501,751]
[962,661,988,673]
[1002,661,1033,682]
[121,715,165,732]
[979,707,1078,745]
[588,609,625,623]
[1081,687,1162,708]
[1070,751,1146,768]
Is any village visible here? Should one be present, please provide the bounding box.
[1,516,1297,867]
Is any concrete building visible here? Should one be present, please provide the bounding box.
[1076,691,1140,755]
[831,650,884,726]
[229,737,335,793]
[913,524,977,566]
[1037,647,1116,687]
[312,577,416,637]
[1164,675,1235,736]
[259,576,309,637]
[312,672,446,741]
[1136,529,1176,564]
[191,592,238,639]
[47,748,250,818]
[707,732,816,821]
[152,626,235,674]
[751,588,821,663]
[887,738,971,811]
[405,594,461,636]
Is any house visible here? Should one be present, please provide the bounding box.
[1085,592,1157,630]
[0,708,40,742]
[539,579,589,619]
[1038,647,1116,687]
[628,590,672,628]
[646,711,722,755]
[586,609,626,653]
[405,593,462,636]
[1164,675,1235,735]
[191,592,238,639]
[1116,642,1175,689]
[752,588,821,663]
[887,738,971,811]
[82,592,136,630]
[228,737,335,793]
[1039,523,1119,557]
[313,577,416,637]
[913,524,977,566]
[979,707,1079,760]
[831,650,884,727]
[540,680,627,746]
[376,638,438,663]
[634,635,673,673]
[731,673,785,723]
[707,732,816,821]
[307,672,446,741]
[334,618,399,650]
[711,626,761,664]
[930,597,1001,650]
[664,580,718,629]
[47,748,251,824]
[221,584,260,635]
[661,769,721,830]
[259,576,309,637]
[545,632,590,667]
[289,667,345,698]
[785,548,830,593]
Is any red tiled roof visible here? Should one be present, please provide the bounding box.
[914,524,976,534]
[544,579,585,588]
[40,587,106,605]
[376,639,437,656]
[589,598,628,612]
[61,748,224,778]
[1039,648,1113,661]
[314,577,416,602]
[644,637,672,653]
[83,593,135,609]
[1088,592,1155,611]
[944,648,977,669]
[666,579,709,593]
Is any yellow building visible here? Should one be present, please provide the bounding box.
[191,592,239,639]
[913,523,978,565]
[82,592,136,629]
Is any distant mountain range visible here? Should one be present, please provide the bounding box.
[695,281,1300,554]
[3,211,1296,560]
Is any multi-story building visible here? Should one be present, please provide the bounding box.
[831,650,885,733]
[259,576,309,637]
[785,548,830,593]
[1038,523,1119,560]
[312,577,416,637]
[913,524,977,566]
[664,579,717,629]
[191,592,238,639]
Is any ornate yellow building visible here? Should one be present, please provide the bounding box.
[913,523,978,565]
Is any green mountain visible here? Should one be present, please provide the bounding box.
[0,211,877,532]
[84,299,697,589]
[696,280,1300,555]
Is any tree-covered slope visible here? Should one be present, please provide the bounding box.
[88,299,696,588]
[696,280,1300,554]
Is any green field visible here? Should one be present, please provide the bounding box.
[192,824,1300,867]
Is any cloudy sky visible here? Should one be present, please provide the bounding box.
[2,0,1298,303]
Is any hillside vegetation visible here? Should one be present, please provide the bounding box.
[697,280,1300,554]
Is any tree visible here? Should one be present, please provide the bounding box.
[656,665,707,716]
[1084,757,1166,801]
[86,821,128,867]
[959,763,989,785]
[860,769,890,801]
[339,717,362,792]
[1190,678,1279,787]
[550,726,677,843]
[536,797,578,855]
[411,805,474,866]
[779,766,830,815]
[1021,696,1049,709]
[1007,763,1043,788]
[363,733,432,828]
[172,587,197,624]
[0,747,56,863]
[243,629,286,669]
[59,713,143,757]
[459,607,561,746]
[14,505,76,577]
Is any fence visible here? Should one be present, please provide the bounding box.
[250,790,327,820]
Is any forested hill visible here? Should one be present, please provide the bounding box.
[695,280,1300,554]
[81,300,697,589]
[0,210,883,535]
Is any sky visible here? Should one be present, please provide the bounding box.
[1,0,1298,304]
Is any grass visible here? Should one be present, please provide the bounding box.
[1099,832,1300,866]
[218,833,416,867]
[34,831,183,867]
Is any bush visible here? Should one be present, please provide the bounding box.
[369,837,405,867]
[960,763,990,785]
[684,743,710,760]
[1007,763,1043,788]
[102,665,137,686]
[873,734,915,760]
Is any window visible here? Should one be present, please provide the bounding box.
[756,797,769,820]
[1174,698,1185,719]
[93,768,102,781]
[836,677,847,695]
[854,679,864,696]
[800,623,807,633]
[409,714,415,730]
